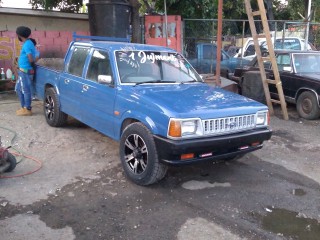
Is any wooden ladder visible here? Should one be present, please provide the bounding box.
[244,0,289,120]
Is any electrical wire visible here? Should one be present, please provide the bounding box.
[0,126,43,178]
[0,151,42,179]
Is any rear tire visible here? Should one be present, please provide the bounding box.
[120,122,168,186]
[296,91,320,120]
[44,88,68,127]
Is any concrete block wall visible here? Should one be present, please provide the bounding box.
[0,30,90,72]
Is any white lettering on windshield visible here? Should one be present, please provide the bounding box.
[136,51,177,63]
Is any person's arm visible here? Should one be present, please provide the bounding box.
[27,53,36,69]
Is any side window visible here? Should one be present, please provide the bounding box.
[222,52,229,61]
[86,50,111,82]
[67,47,89,77]
[276,54,291,71]
[244,44,255,57]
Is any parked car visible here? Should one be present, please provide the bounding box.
[186,42,251,78]
[34,35,272,185]
[231,50,320,120]
[234,37,267,61]
[260,37,316,51]
[235,37,315,61]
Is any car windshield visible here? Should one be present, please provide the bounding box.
[293,53,320,74]
[115,50,202,84]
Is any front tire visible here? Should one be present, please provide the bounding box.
[296,91,320,120]
[44,88,68,127]
[120,122,168,186]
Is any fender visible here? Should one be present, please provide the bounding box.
[35,65,60,100]
[295,88,320,108]
[116,109,168,140]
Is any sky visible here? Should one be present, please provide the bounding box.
[0,0,89,8]
[1,0,32,8]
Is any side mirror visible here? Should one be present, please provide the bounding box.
[283,66,292,72]
[98,75,113,85]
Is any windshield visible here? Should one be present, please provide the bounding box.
[115,50,202,84]
[293,53,320,74]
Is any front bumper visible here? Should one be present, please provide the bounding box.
[154,128,272,165]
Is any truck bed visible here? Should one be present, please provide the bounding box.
[35,58,64,100]
[37,58,64,71]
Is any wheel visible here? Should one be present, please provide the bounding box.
[296,91,320,120]
[5,153,17,172]
[44,88,68,127]
[119,122,168,186]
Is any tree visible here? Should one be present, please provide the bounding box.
[129,0,142,43]
[30,0,82,13]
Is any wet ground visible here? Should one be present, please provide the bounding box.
[0,92,320,240]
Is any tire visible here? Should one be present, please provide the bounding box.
[296,91,320,120]
[44,88,68,127]
[5,153,17,172]
[119,122,168,186]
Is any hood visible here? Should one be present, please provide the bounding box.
[297,73,320,81]
[122,83,267,119]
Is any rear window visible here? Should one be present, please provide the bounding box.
[275,39,301,50]
[67,47,90,77]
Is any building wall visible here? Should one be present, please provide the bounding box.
[0,14,89,32]
[0,8,89,76]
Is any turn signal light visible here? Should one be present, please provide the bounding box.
[168,120,181,137]
[251,142,260,146]
[181,153,194,160]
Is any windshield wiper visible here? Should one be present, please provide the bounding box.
[180,79,202,84]
[134,80,176,86]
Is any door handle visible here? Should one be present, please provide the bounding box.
[64,79,70,84]
[82,85,89,91]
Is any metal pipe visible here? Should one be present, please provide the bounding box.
[164,0,168,47]
[305,0,312,50]
[215,0,223,86]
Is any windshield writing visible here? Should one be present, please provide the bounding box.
[116,50,202,84]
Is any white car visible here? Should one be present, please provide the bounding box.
[235,37,315,61]
[260,37,315,51]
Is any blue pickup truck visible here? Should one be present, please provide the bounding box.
[34,36,272,185]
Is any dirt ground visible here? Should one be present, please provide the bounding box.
[0,91,320,240]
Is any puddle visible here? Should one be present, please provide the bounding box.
[181,180,231,190]
[291,188,306,196]
[262,208,320,239]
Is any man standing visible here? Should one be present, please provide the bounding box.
[15,26,36,116]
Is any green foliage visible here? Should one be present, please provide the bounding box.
[279,0,320,21]
[30,0,83,13]
[155,0,218,19]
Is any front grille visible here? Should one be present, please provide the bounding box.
[203,114,256,135]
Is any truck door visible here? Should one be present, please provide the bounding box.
[79,49,116,138]
[60,46,90,121]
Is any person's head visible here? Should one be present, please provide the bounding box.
[16,26,31,42]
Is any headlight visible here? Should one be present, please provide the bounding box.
[256,111,269,126]
[168,118,203,138]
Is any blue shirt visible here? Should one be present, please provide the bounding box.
[18,39,36,70]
